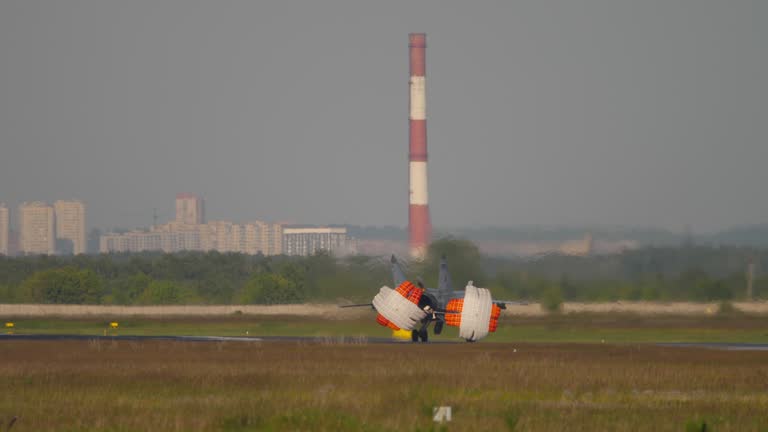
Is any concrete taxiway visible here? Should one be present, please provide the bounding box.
[657,342,768,351]
[1,334,767,349]
[0,334,449,344]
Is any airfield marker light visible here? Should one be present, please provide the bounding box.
[4,322,13,328]
[110,322,119,329]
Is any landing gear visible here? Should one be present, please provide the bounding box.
[411,327,429,343]
[433,320,444,335]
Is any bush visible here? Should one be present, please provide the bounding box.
[21,267,103,304]
[717,301,739,315]
[238,272,305,305]
[540,284,563,313]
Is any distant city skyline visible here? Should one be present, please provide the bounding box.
[0,1,765,232]
[6,192,768,257]
[99,194,354,256]
[5,193,768,236]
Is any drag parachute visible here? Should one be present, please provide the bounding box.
[372,281,428,331]
[444,284,501,342]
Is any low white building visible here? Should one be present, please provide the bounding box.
[282,227,354,256]
[99,220,285,255]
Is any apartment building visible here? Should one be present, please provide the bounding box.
[18,202,55,255]
[54,200,86,254]
[0,203,8,256]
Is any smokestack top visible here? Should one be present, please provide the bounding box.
[409,33,426,77]
[409,33,426,48]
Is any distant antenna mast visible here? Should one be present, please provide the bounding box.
[682,224,693,247]
[153,208,158,227]
[747,257,755,300]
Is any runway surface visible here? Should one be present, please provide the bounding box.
[0,334,446,344]
[657,342,768,351]
[2,334,768,349]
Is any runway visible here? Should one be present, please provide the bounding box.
[1,334,767,349]
[657,342,768,351]
[0,334,446,344]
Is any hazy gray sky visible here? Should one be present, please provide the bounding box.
[0,1,765,232]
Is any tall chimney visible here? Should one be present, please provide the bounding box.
[409,33,431,259]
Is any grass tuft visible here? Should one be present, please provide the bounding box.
[504,410,520,431]
[220,414,263,431]
[685,418,713,432]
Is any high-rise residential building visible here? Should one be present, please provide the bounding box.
[250,220,283,256]
[18,202,55,255]
[0,203,9,256]
[54,200,86,255]
[175,193,205,226]
[7,230,18,256]
[202,220,236,252]
[282,227,352,256]
[98,193,292,255]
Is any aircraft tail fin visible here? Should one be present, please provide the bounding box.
[391,255,407,287]
[438,254,452,295]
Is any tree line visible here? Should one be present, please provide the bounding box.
[0,239,765,305]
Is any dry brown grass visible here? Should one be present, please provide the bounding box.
[0,340,767,431]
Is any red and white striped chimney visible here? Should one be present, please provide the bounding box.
[409,33,431,259]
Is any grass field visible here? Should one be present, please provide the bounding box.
[1,314,768,431]
[1,339,767,431]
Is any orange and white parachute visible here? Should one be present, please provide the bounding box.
[372,281,428,331]
[444,284,501,342]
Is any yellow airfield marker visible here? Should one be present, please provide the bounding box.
[4,322,13,328]
[105,322,119,336]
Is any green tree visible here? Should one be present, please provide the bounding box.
[421,237,486,288]
[540,283,563,313]
[137,280,185,305]
[21,267,103,304]
[107,272,152,305]
[239,272,304,304]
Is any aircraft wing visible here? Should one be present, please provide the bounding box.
[495,300,529,305]
[339,303,374,308]
[440,288,528,309]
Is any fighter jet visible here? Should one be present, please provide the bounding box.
[343,255,526,342]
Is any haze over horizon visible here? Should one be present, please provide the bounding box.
[0,1,765,233]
